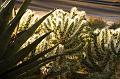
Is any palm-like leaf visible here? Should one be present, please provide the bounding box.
[0,0,15,34]
[0,0,58,78]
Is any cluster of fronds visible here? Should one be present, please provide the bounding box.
[40,7,120,79]
[41,7,88,52]
[38,7,92,78]
[81,20,120,79]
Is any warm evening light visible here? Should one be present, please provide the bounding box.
[0,0,120,79]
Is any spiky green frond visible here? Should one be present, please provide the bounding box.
[0,0,58,78]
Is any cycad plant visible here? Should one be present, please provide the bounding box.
[81,23,120,79]
[37,7,120,79]
[0,0,60,79]
[38,7,88,78]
